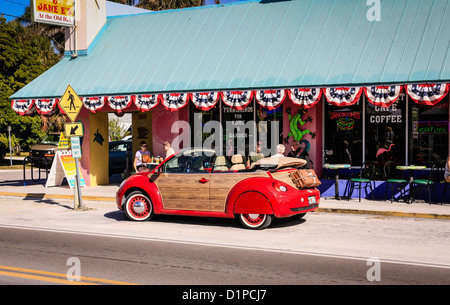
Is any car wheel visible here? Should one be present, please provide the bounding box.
[238,214,272,230]
[124,191,153,221]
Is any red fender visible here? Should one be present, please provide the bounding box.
[233,191,274,215]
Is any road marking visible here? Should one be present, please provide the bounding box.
[1,223,450,271]
[0,265,138,285]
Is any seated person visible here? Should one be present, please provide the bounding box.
[247,141,265,168]
[134,141,151,172]
[288,140,312,169]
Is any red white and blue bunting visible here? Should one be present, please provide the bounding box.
[35,98,59,116]
[11,99,35,116]
[222,90,252,110]
[107,95,133,113]
[10,83,450,115]
[286,88,322,109]
[192,92,222,111]
[82,96,105,113]
[406,83,450,106]
[324,87,362,106]
[254,89,284,110]
[134,94,159,112]
[162,93,191,112]
[364,85,403,107]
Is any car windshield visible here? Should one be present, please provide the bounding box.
[40,134,60,145]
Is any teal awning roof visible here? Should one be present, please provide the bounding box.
[10,0,450,100]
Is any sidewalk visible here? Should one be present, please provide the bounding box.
[1,173,449,220]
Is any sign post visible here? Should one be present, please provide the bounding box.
[60,85,85,209]
[70,136,83,209]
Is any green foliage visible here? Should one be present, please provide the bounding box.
[0,17,60,158]
[109,118,128,141]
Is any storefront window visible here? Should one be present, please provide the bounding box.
[324,99,363,166]
[409,94,449,167]
[365,93,406,164]
[189,99,283,159]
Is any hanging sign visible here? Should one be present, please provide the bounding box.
[31,0,75,27]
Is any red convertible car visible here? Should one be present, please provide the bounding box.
[116,148,320,229]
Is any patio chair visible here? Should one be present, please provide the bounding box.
[383,160,408,203]
[346,162,375,202]
[410,165,437,204]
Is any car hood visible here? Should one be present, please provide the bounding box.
[30,144,57,151]
[254,156,306,171]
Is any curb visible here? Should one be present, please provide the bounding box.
[0,192,115,203]
[316,207,450,220]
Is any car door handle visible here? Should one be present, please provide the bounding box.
[199,178,209,184]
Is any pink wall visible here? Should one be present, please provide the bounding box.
[151,103,189,157]
[283,98,323,177]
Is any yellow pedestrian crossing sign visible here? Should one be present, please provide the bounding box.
[60,85,83,122]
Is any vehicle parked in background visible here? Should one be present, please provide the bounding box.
[109,140,132,176]
[116,148,320,229]
[29,133,60,168]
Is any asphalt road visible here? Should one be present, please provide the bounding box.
[0,216,449,286]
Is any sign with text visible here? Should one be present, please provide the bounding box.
[59,151,86,188]
[31,0,75,27]
[45,150,85,189]
[70,136,82,158]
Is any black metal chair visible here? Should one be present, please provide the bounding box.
[383,160,408,202]
[346,162,375,202]
[410,165,437,204]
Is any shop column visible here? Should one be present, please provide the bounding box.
[89,112,109,185]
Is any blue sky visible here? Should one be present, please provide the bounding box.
[0,0,245,22]
[0,0,28,21]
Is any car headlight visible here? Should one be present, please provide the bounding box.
[279,185,287,192]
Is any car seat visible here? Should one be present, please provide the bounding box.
[214,156,229,171]
[230,154,246,171]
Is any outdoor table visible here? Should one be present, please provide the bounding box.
[323,164,351,200]
[146,162,159,170]
[396,165,426,183]
[396,165,426,203]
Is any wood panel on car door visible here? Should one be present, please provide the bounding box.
[209,172,267,212]
[153,173,211,211]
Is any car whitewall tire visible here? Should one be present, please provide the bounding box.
[238,214,272,230]
[124,191,153,221]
